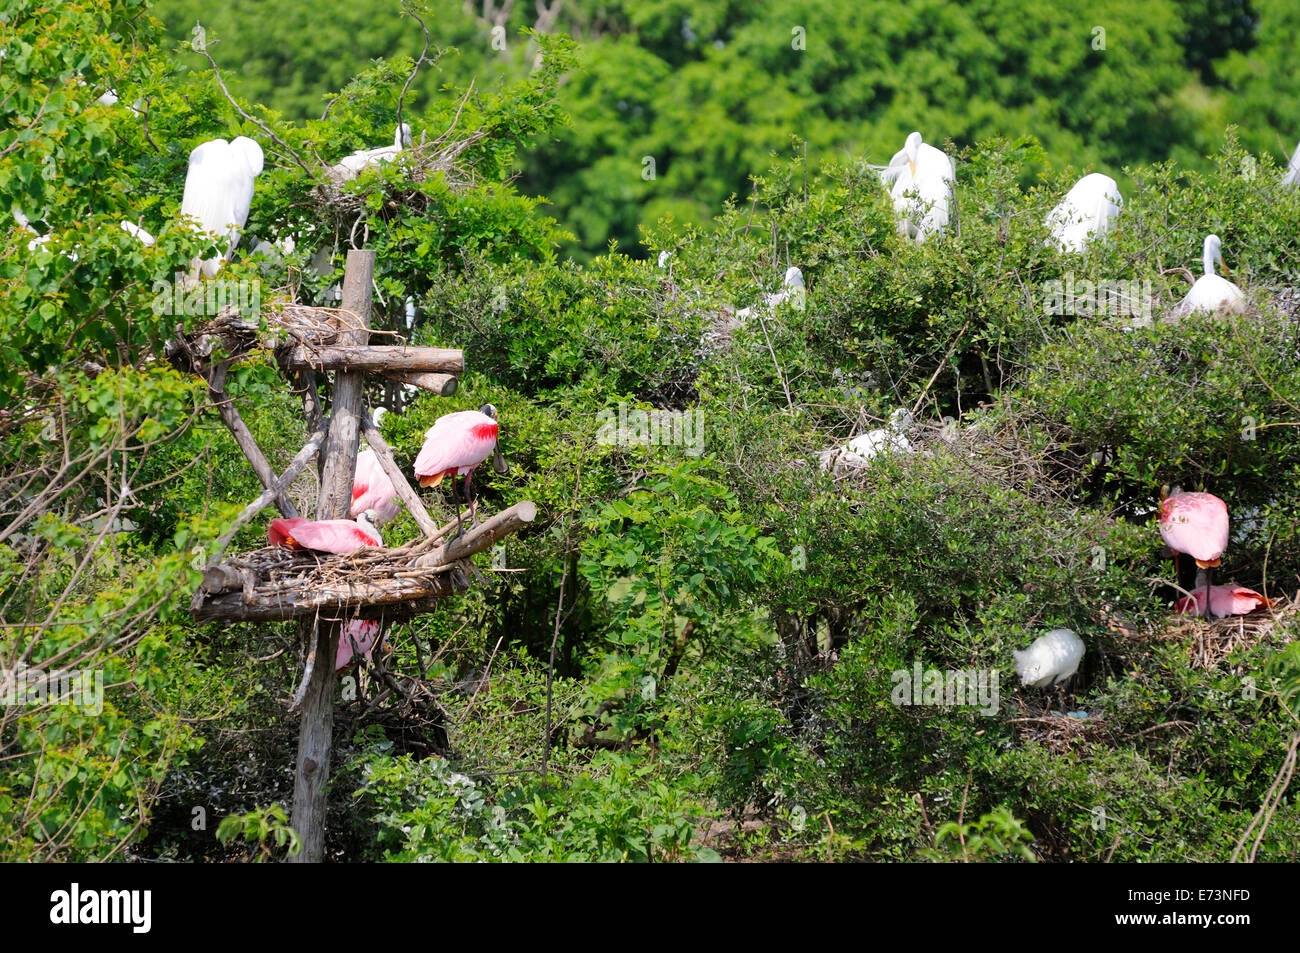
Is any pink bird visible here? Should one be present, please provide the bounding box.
[268,509,382,554]
[351,448,399,523]
[414,404,502,537]
[1175,584,1271,618]
[335,619,385,672]
[1158,487,1229,618]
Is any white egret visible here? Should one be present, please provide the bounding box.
[1046,173,1122,253]
[737,266,804,318]
[1169,234,1245,320]
[327,124,412,185]
[180,136,264,278]
[819,408,913,473]
[882,131,955,242]
[120,221,155,246]
[1283,140,1300,187]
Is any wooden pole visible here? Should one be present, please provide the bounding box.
[289,248,374,863]
[208,361,299,519]
[380,370,459,396]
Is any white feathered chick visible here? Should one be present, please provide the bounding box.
[1013,628,1084,689]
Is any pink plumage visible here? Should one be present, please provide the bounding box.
[351,448,399,523]
[1159,491,1228,567]
[335,619,383,672]
[414,409,499,487]
[268,516,381,554]
[1175,584,1270,618]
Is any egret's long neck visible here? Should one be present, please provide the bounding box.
[1203,243,1216,277]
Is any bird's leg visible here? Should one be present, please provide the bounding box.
[1204,565,1215,621]
[464,468,481,528]
[449,475,466,543]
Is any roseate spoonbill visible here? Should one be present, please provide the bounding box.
[1175,578,1270,618]
[336,619,383,673]
[268,509,382,554]
[1169,235,1245,319]
[414,404,503,539]
[1159,487,1229,619]
[1046,173,1122,253]
[327,124,412,184]
[737,266,804,319]
[881,131,955,242]
[351,448,399,523]
[180,136,264,278]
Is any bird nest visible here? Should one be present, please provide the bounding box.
[191,535,474,625]
[313,129,486,216]
[1160,594,1299,671]
[168,301,365,369]
[1007,700,1107,755]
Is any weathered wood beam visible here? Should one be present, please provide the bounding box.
[380,370,458,397]
[360,414,441,539]
[208,361,299,519]
[286,345,463,375]
[415,500,538,568]
[193,567,466,621]
[290,248,374,865]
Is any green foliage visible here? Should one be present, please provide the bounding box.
[215,803,303,861]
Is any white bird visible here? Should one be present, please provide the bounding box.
[737,266,804,318]
[180,136,264,278]
[1046,173,1122,253]
[1283,140,1300,188]
[882,131,955,241]
[1169,234,1245,320]
[120,221,155,245]
[327,124,412,184]
[657,250,672,269]
[1013,629,1085,689]
[819,408,913,473]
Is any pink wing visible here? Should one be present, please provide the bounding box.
[335,619,381,672]
[351,449,399,522]
[414,410,498,480]
[1175,584,1269,617]
[268,517,380,554]
[1159,493,1228,562]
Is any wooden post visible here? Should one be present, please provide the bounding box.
[289,248,374,863]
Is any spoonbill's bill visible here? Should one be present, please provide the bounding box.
[1046,173,1122,253]
[414,405,503,537]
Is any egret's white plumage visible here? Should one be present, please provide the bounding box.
[1170,234,1245,319]
[1283,140,1300,188]
[327,124,412,184]
[1046,173,1122,253]
[180,136,264,278]
[882,131,955,242]
[120,221,155,246]
[820,408,913,472]
[1013,629,1085,689]
[737,266,804,319]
